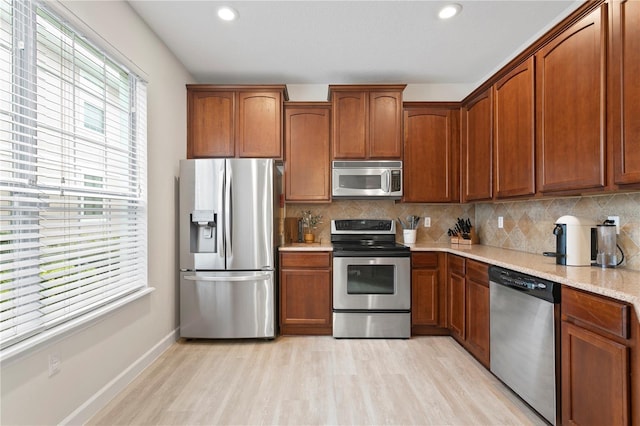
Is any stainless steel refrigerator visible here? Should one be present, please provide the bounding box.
[179,158,279,339]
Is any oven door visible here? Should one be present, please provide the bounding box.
[333,256,410,310]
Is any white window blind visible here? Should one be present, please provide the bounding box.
[0,0,148,350]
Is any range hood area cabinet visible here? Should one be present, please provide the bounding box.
[187,85,288,159]
[329,85,405,160]
[403,104,460,203]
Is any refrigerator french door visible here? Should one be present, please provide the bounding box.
[179,159,276,339]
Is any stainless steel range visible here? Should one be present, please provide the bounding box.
[331,219,411,338]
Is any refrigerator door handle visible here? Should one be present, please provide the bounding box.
[183,274,271,282]
[225,162,233,258]
[218,166,225,259]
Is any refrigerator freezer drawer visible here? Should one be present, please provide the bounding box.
[180,271,275,339]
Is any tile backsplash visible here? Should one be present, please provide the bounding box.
[475,192,640,271]
[285,191,640,271]
[285,200,474,245]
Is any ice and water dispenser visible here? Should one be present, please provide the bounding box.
[190,210,217,253]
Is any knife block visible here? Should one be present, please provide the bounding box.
[451,228,479,245]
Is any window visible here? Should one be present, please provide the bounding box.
[0,0,148,351]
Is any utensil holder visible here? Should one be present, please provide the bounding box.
[403,229,417,244]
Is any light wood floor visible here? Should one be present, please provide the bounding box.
[88,336,546,425]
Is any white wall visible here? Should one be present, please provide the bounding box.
[286,83,475,102]
[0,1,193,424]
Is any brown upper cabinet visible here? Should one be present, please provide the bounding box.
[284,102,331,202]
[609,0,640,186]
[403,104,460,202]
[535,5,607,194]
[329,85,405,160]
[461,89,493,202]
[493,57,536,199]
[187,85,288,159]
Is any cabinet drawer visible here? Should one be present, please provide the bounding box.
[466,259,489,286]
[280,251,331,268]
[448,254,465,275]
[562,287,630,340]
[412,252,439,268]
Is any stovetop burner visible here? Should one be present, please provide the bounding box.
[331,219,410,257]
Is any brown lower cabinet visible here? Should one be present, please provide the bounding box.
[561,286,640,425]
[411,252,447,335]
[446,254,490,368]
[279,251,332,335]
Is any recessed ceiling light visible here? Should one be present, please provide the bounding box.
[217,6,238,21]
[438,4,462,20]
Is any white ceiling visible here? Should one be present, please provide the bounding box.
[128,0,582,96]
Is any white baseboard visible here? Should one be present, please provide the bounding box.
[61,328,179,426]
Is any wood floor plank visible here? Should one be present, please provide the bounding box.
[88,336,546,425]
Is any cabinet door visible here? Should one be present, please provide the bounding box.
[611,0,640,185]
[187,90,235,158]
[536,6,606,193]
[237,91,282,158]
[465,277,490,368]
[369,91,402,159]
[448,271,466,341]
[562,322,629,425]
[494,57,536,198]
[412,268,439,326]
[332,91,367,159]
[403,107,459,202]
[462,89,493,202]
[284,105,331,201]
[280,268,332,333]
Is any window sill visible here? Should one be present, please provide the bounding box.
[0,287,155,363]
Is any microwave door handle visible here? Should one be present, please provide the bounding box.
[382,170,390,193]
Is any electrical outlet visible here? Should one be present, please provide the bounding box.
[424,217,431,227]
[48,354,60,377]
[607,215,620,234]
[498,216,504,229]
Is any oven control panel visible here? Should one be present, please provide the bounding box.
[332,219,395,233]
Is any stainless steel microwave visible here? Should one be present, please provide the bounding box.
[332,160,403,198]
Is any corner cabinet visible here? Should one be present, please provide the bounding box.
[411,252,447,335]
[447,254,490,368]
[403,104,460,203]
[493,57,536,199]
[535,6,607,194]
[329,85,405,160]
[461,89,493,202]
[610,0,640,186]
[284,103,331,202]
[561,286,639,425]
[279,251,332,335]
[187,85,288,159]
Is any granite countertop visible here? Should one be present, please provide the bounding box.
[409,242,640,316]
[279,243,333,252]
[279,242,640,315]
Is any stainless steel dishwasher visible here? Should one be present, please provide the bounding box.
[489,266,561,426]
